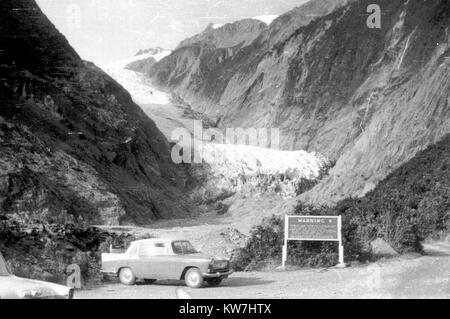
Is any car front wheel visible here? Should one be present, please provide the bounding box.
[185,268,204,288]
[119,267,136,285]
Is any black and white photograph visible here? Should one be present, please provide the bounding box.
[0,0,449,305]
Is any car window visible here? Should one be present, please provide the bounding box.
[0,254,11,276]
[172,241,198,255]
[128,244,138,255]
[139,242,166,256]
[172,241,184,254]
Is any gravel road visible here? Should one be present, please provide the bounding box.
[76,241,450,299]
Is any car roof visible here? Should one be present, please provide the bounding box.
[131,238,188,245]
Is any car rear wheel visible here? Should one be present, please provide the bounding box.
[185,268,204,288]
[119,268,136,285]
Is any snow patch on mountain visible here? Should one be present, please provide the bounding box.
[252,15,279,25]
[203,143,328,180]
[194,142,331,200]
[103,67,171,105]
[135,47,171,58]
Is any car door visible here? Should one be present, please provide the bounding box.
[135,242,175,280]
[171,241,189,276]
[121,244,140,275]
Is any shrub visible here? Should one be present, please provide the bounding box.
[233,205,339,271]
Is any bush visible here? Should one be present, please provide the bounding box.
[233,205,339,271]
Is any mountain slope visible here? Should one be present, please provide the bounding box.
[175,19,268,50]
[138,0,350,108]
[124,47,171,75]
[144,0,450,206]
[0,0,193,224]
[335,133,450,252]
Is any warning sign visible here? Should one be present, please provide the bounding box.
[282,215,344,267]
[287,216,339,241]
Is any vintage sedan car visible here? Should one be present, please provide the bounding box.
[0,252,74,299]
[101,238,233,288]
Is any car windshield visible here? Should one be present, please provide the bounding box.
[172,241,198,255]
[0,254,11,276]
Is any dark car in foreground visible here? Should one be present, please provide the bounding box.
[0,252,74,299]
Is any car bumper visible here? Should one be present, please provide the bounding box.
[27,289,74,299]
[202,270,233,278]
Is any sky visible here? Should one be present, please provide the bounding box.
[35,0,308,66]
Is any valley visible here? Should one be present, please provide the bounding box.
[101,53,331,256]
[0,0,449,299]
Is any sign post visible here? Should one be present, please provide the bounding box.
[337,216,344,265]
[282,215,345,268]
[282,214,288,268]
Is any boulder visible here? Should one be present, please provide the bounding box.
[370,238,399,257]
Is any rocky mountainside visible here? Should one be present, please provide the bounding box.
[0,0,193,225]
[175,19,268,50]
[137,0,450,206]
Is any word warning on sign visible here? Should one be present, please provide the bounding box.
[287,216,339,241]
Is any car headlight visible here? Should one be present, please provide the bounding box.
[209,258,229,271]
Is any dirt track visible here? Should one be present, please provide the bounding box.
[77,241,450,299]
